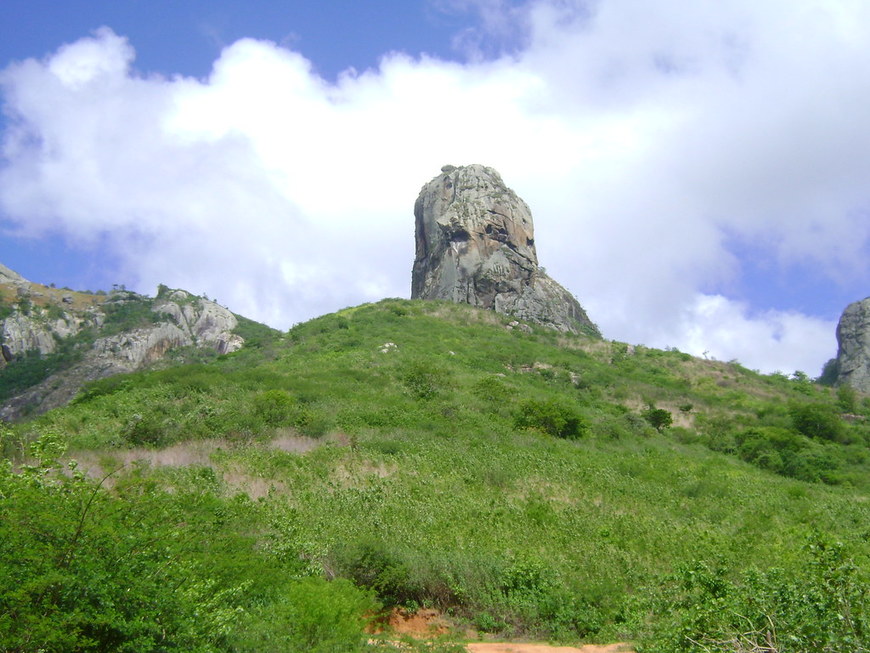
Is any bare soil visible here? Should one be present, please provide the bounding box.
[383,608,635,653]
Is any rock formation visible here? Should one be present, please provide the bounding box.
[0,269,251,420]
[412,164,599,336]
[833,297,870,392]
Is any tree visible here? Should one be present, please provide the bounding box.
[642,407,673,432]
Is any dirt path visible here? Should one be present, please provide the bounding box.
[467,644,634,653]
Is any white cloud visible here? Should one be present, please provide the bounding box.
[1,1,869,374]
[671,294,835,375]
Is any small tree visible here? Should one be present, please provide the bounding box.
[642,407,673,432]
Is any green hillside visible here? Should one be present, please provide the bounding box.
[1,299,867,652]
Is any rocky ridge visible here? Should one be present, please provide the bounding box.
[0,268,247,420]
[833,296,870,393]
[411,164,599,336]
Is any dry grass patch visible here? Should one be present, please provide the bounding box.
[270,429,326,454]
[221,469,288,499]
[71,438,231,479]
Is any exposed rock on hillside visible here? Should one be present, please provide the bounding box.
[0,270,248,420]
[834,296,870,392]
[411,164,599,336]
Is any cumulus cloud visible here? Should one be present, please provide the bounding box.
[1,1,869,373]
[675,295,835,374]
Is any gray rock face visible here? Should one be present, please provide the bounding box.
[835,297,870,392]
[0,269,252,420]
[412,164,599,336]
[154,291,244,354]
[1,313,59,358]
[0,263,25,285]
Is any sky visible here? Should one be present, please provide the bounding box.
[1,0,868,376]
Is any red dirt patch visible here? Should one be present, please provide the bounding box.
[372,608,634,653]
[467,644,634,653]
[387,607,451,637]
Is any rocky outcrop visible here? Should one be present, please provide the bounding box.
[0,263,25,285]
[412,164,599,336]
[154,291,244,354]
[0,269,252,420]
[834,297,870,392]
[1,312,59,359]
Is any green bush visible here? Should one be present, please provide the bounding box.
[252,389,298,427]
[817,358,840,386]
[101,297,160,336]
[232,577,377,653]
[790,402,847,443]
[333,539,422,607]
[472,375,515,404]
[0,436,245,651]
[123,412,170,447]
[639,537,868,652]
[837,384,859,413]
[402,360,450,400]
[514,399,588,439]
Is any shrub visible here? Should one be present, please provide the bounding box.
[790,402,847,443]
[817,358,840,386]
[333,539,422,607]
[0,437,244,651]
[124,413,170,447]
[472,376,514,404]
[639,537,869,652]
[252,389,298,427]
[736,426,803,462]
[514,399,588,439]
[233,577,377,653]
[402,361,449,400]
[837,384,859,413]
[101,297,160,336]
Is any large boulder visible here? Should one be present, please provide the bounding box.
[834,297,870,392]
[411,164,599,335]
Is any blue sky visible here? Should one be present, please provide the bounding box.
[2,1,479,81]
[1,0,869,375]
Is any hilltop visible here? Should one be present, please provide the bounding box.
[1,297,867,651]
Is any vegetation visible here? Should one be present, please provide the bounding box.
[1,298,868,650]
[0,333,92,404]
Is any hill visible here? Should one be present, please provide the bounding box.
[1,298,868,651]
[0,266,277,420]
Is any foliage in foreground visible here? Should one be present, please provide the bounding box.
[0,430,379,652]
[638,537,868,652]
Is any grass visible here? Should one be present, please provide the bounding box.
[2,298,868,650]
